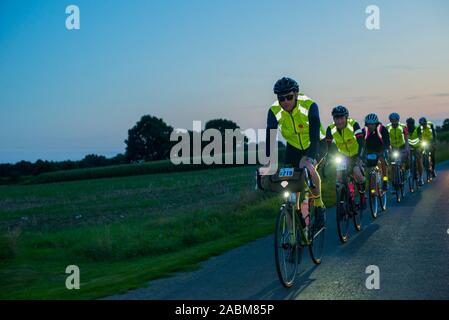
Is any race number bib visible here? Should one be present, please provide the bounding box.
[279,168,294,178]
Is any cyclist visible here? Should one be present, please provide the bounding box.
[265,77,327,226]
[406,117,424,186]
[386,112,410,169]
[418,117,437,178]
[362,113,391,191]
[326,105,366,209]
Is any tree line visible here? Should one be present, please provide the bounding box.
[0,115,250,182]
[2,116,448,183]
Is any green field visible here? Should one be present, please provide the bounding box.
[0,165,335,299]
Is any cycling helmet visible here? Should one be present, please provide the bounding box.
[389,112,400,121]
[419,117,427,125]
[406,117,415,125]
[365,113,379,125]
[332,105,349,118]
[273,77,299,95]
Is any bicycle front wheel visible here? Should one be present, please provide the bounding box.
[309,206,326,264]
[336,185,350,243]
[368,173,378,219]
[274,204,299,288]
[353,184,364,232]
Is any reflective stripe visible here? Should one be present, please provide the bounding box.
[346,123,354,132]
[365,125,383,141]
[297,94,310,101]
[298,106,308,116]
[320,131,326,140]
[354,129,362,135]
[331,126,337,134]
[275,110,283,121]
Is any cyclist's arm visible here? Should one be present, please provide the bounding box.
[417,126,422,140]
[265,109,278,158]
[354,122,365,158]
[307,102,320,160]
[403,126,410,148]
[325,126,333,152]
[381,125,391,151]
[431,124,437,143]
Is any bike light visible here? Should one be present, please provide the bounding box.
[393,151,400,159]
[422,141,428,148]
[284,191,290,198]
[334,156,343,164]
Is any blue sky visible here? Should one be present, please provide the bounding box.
[1,0,448,163]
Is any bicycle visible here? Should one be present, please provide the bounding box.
[256,164,327,288]
[366,153,387,219]
[421,141,434,183]
[408,149,421,193]
[334,155,365,243]
[390,149,407,203]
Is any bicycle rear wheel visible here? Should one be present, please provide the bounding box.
[274,204,299,288]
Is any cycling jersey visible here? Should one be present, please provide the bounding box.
[407,126,420,149]
[386,122,408,148]
[362,124,390,153]
[266,93,326,159]
[418,121,436,143]
[326,118,364,158]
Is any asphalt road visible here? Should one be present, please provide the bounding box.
[108,161,449,300]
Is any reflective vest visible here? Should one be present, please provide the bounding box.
[386,122,406,148]
[420,121,434,142]
[364,124,384,143]
[270,93,326,150]
[329,118,360,157]
[408,127,420,149]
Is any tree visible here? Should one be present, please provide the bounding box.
[204,118,248,147]
[109,153,127,165]
[442,118,449,132]
[125,115,174,162]
[205,119,240,134]
[80,154,108,168]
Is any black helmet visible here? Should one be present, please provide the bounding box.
[273,77,299,95]
[332,105,349,118]
[406,117,415,125]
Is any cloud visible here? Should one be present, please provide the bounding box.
[432,93,449,97]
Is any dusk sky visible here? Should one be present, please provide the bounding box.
[1,0,448,163]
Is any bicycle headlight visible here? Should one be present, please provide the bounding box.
[334,156,343,164]
[283,191,290,198]
[393,151,400,159]
[422,141,428,148]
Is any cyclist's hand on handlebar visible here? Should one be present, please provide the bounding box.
[305,157,317,166]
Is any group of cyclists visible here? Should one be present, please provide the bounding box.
[264,76,437,221]
[258,76,439,287]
